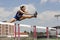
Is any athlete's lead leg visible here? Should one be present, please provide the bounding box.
[9,18,16,23]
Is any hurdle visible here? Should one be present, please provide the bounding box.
[15,24,57,40]
[18,24,20,40]
[34,26,58,40]
[0,22,58,40]
[33,26,37,40]
[14,24,20,40]
[46,27,49,40]
[46,27,58,40]
[14,23,16,40]
[56,28,58,40]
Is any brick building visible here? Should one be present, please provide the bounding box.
[0,22,15,37]
[0,22,28,37]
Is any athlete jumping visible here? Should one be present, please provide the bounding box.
[9,6,38,23]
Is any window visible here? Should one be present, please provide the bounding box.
[2,24,5,27]
[6,24,8,27]
[6,33,8,35]
[0,29,1,32]
[6,27,8,29]
[0,33,1,35]
[0,27,1,29]
[6,30,8,32]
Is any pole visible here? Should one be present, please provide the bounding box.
[56,28,58,40]
[46,27,49,40]
[18,24,20,40]
[14,23,16,40]
[33,26,37,40]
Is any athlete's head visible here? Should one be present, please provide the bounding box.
[20,6,26,12]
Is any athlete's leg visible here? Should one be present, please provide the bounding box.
[20,15,34,20]
[9,18,16,23]
[20,12,38,20]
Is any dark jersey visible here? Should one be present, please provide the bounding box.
[14,11,23,21]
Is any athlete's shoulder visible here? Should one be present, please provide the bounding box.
[17,10,21,13]
[17,10,20,12]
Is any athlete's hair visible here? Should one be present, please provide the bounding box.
[20,6,25,10]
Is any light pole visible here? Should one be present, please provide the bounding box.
[54,15,60,26]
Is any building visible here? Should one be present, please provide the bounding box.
[0,23,14,37]
[0,22,28,37]
[53,26,60,35]
[53,26,60,37]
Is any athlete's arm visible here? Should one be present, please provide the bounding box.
[18,10,24,14]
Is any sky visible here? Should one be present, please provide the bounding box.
[0,0,60,28]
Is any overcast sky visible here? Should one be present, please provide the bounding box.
[0,0,60,27]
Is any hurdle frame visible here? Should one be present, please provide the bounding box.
[18,24,20,40]
[56,28,58,40]
[46,27,49,40]
[33,26,37,40]
[14,24,58,40]
[0,22,58,40]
